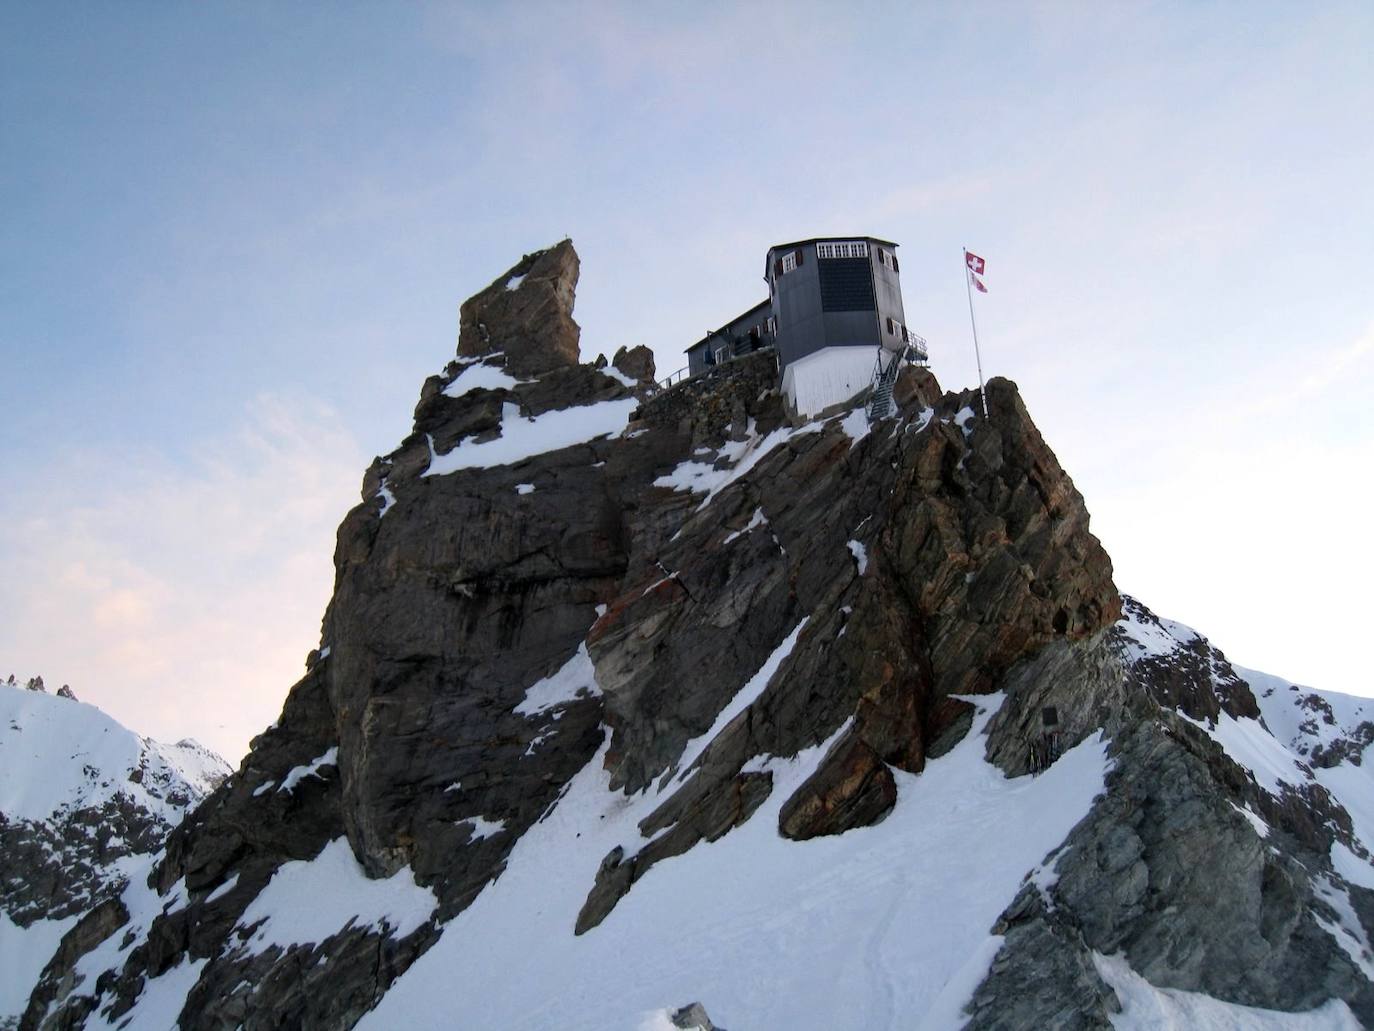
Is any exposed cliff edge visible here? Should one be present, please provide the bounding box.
[22,241,1374,1030]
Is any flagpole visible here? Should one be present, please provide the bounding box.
[963,247,988,416]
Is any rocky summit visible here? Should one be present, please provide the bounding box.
[19,241,1374,1030]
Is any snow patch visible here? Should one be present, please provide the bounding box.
[205,872,240,904]
[442,360,527,397]
[278,746,339,794]
[654,419,821,513]
[460,816,506,841]
[425,398,637,475]
[847,540,869,575]
[377,483,396,516]
[235,838,435,955]
[1331,841,1374,890]
[722,507,768,545]
[1181,712,1307,796]
[672,618,810,783]
[839,406,870,446]
[599,365,638,388]
[515,644,601,716]
[515,483,536,495]
[1094,952,1360,1030]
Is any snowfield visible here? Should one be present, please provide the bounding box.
[360,696,1111,1031]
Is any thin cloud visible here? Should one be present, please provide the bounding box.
[0,394,363,763]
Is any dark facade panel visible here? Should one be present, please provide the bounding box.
[818,258,876,312]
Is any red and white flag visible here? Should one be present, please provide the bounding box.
[965,249,988,293]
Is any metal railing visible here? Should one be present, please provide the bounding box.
[659,366,690,390]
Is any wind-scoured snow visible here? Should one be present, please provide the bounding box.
[235,838,436,955]
[424,398,638,475]
[514,643,601,716]
[459,816,506,841]
[721,507,768,545]
[598,365,638,388]
[654,418,822,512]
[443,360,528,397]
[278,746,338,793]
[672,618,809,783]
[1094,952,1361,1030]
[1181,711,1309,796]
[377,483,397,516]
[359,694,1110,1031]
[839,406,870,446]
[847,540,869,575]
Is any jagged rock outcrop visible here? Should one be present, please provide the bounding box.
[22,241,1373,1030]
[967,598,1374,1028]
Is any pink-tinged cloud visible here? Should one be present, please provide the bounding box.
[0,394,365,763]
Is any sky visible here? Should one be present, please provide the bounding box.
[2,2,1371,763]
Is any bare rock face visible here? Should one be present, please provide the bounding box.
[24,242,1373,1029]
[612,344,656,383]
[456,239,581,376]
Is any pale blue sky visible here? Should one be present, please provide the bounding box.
[3,3,1372,759]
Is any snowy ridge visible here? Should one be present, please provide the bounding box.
[0,681,229,1025]
[0,681,228,827]
[1113,597,1374,975]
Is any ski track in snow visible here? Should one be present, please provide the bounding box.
[359,695,1111,1031]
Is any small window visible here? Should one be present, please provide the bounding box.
[892,254,899,273]
[878,249,887,267]
[901,325,909,343]
[886,316,894,335]
[781,252,797,274]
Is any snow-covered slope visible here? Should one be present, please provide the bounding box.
[361,697,1110,1030]
[0,679,229,1025]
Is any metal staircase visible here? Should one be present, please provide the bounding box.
[866,333,928,422]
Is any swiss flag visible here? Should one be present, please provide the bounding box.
[970,272,988,293]
[965,250,986,275]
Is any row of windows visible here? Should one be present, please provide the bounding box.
[817,240,869,259]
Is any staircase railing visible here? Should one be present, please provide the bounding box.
[866,348,903,421]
